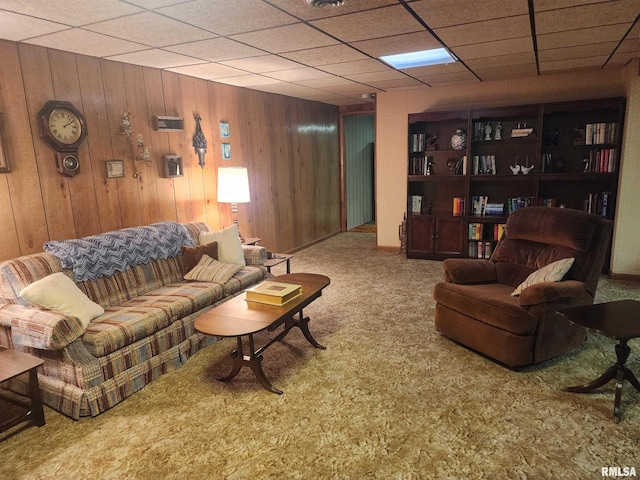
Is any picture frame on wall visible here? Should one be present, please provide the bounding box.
[0,114,11,173]
[222,143,231,159]
[219,121,230,138]
[105,159,125,178]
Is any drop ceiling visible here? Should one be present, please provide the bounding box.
[0,0,638,106]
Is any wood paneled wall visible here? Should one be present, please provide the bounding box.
[0,40,340,261]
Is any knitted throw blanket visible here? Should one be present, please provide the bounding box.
[44,222,194,282]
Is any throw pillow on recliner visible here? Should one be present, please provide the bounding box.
[511,257,575,296]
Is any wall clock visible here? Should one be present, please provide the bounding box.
[37,100,88,177]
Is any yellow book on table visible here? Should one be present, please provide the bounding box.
[245,281,303,306]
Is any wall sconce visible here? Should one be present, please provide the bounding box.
[192,116,207,169]
[217,166,250,240]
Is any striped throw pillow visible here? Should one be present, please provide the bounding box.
[183,255,242,284]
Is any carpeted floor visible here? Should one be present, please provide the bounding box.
[1,232,639,479]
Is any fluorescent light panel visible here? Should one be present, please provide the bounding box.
[380,48,456,69]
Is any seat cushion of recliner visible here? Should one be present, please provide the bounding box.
[433,282,538,335]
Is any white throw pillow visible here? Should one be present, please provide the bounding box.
[184,255,242,283]
[199,224,245,266]
[511,258,575,296]
[19,272,104,327]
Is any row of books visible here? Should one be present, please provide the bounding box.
[584,191,614,218]
[408,155,434,175]
[409,133,434,153]
[471,155,496,175]
[468,241,494,259]
[468,223,505,241]
[585,122,618,145]
[585,148,617,173]
[506,196,534,214]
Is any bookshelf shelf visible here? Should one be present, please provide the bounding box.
[406,97,624,270]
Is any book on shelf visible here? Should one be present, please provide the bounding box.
[510,127,534,138]
[470,195,489,216]
[485,203,504,216]
[468,240,493,259]
[468,222,483,240]
[452,197,465,216]
[507,197,534,214]
[494,223,506,241]
[410,195,423,214]
[408,155,434,175]
[539,198,557,208]
[245,281,303,306]
[471,155,496,175]
[584,191,614,218]
[585,148,617,173]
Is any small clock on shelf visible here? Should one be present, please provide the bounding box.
[37,100,88,177]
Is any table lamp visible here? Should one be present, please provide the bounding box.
[217,166,250,240]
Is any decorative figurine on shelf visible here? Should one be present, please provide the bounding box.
[494,122,502,141]
[451,129,466,150]
[582,157,590,172]
[484,122,493,140]
[447,158,457,175]
[426,135,438,151]
[521,156,534,175]
[510,156,521,175]
[426,157,435,175]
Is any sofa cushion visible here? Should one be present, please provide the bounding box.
[82,281,226,357]
[511,258,575,296]
[433,282,539,336]
[19,272,105,328]
[199,225,245,266]
[181,242,218,274]
[184,255,241,283]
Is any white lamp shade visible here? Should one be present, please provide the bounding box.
[217,167,250,203]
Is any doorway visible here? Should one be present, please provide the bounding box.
[343,114,375,231]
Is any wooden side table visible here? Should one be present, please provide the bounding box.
[0,347,46,433]
[558,299,640,422]
[264,253,293,274]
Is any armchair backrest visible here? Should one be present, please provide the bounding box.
[491,207,613,297]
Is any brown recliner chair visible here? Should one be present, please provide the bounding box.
[433,206,613,368]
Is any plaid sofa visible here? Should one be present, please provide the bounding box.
[0,222,268,419]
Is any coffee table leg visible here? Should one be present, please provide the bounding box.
[218,335,283,395]
[292,309,326,350]
[28,368,45,427]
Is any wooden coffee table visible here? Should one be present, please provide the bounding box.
[194,273,330,394]
[0,347,46,433]
[558,299,640,422]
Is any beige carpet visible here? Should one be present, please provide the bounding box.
[1,233,640,479]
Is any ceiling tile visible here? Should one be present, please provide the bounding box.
[537,24,629,50]
[344,70,410,83]
[365,77,425,89]
[534,0,610,12]
[538,42,618,62]
[318,59,389,75]
[310,5,422,43]
[434,15,531,46]
[0,0,143,26]
[454,37,534,60]
[213,75,283,87]
[164,38,266,63]
[321,83,383,96]
[219,55,304,73]
[401,62,469,77]
[539,55,610,72]
[263,67,334,82]
[167,62,248,80]
[0,11,68,41]
[124,0,184,7]
[465,52,537,69]
[535,0,639,34]
[409,0,530,28]
[85,12,215,48]
[280,45,370,66]
[350,32,442,57]
[230,23,338,54]
[617,37,640,53]
[475,63,539,79]
[606,52,639,67]
[249,82,324,97]
[415,70,478,84]
[294,77,360,88]
[158,0,296,36]
[24,29,147,57]
[265,0,398,21]
[105,49,204,68]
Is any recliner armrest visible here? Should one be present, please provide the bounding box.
[443,258,497,284]
[518,280,587,306]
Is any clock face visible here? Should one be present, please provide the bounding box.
[48,109,82,145]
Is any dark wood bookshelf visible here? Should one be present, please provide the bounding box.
[406,97,625,271]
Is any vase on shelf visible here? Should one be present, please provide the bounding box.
[451,129,466,150]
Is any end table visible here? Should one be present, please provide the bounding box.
[558,299,640,422]
[264,253,293,274]
[0,347,46,434]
